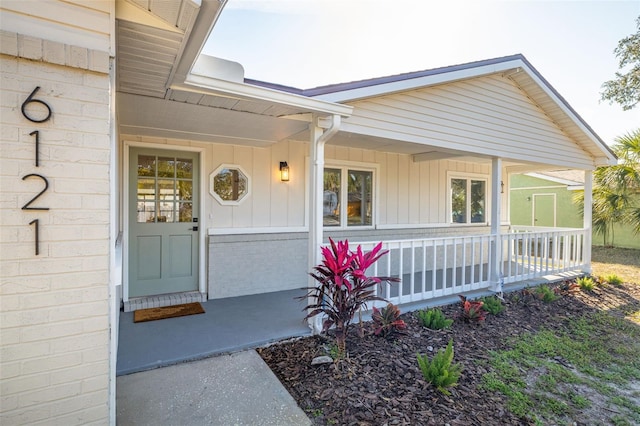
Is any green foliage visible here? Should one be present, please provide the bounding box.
[605,274,624,286]
[302,238,398,355]
[577,276,596,292]
[417,308,453,330]
[459,295,487,322]
[481,311,640,424]
[371,303,406,337]
[601,16,640,111]
[416,339,462,395]
[480,295,505,315]
[535,285,559,303]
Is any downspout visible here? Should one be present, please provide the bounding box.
[308,114,341,334]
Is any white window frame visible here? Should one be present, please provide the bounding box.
[323,160,378,230]
[447,172,490,225]
[209,164,251,206]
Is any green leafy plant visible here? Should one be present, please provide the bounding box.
[372,303,406,337]
[417,339,463,395]
[480,295,505,315]
[605,274,624,286]
[577,276,596,292]
[459,295,487,322]
[535,285,559,303]
[417,308,453,330]
[302,238,399,355]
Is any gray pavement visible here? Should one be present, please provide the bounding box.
[116,349,311,426]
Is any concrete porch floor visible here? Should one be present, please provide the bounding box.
[116,289,311,376]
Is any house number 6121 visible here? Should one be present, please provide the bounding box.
[21,86,51,255]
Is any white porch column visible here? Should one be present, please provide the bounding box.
[583,170,593,273]
[308,114,341,333]
[490,157,503,291]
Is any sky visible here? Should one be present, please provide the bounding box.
[203,0,640,146]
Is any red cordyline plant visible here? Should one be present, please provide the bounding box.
[302,238,399,355]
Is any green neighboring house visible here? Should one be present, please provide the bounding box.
[510,171,640,249]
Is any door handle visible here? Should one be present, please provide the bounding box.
[191,226,199,231]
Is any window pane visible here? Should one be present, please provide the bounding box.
[176,158,193,179]
[137,201,156,223]
[213,168,248,201]
[347,170,372,226]
[137,178,155,200]
[178,202,192,222]
[323,169,341,226]
[451,179,467,223]
[470,180,486,223]
[138,155,155,177]
[157,157,175,178]
[177,180,193,202]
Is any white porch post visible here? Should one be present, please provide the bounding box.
[490,157,503,292]
[308,114,341,333]
[583,170,593,273]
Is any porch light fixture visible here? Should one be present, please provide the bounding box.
[279,162,290,182]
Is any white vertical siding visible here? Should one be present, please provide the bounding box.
[342,74,596,169]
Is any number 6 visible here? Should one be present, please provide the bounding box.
[21,86,52,123]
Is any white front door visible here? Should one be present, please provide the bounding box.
[128,147,199,298]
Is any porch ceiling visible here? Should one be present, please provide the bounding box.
[116,0,335,145]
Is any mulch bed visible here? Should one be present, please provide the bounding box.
[258,282,640,425]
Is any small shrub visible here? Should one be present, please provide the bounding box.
[459,295,487,322]
[480,295,505,315]
[558,280,580,294]
[577,276,596,292]
[535,285,559,303]
[417,339,463,395]
[605,274,623,286]
[417,308,453,330]
[372,303,406,337]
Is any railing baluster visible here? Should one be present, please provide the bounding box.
[410,240,416,302]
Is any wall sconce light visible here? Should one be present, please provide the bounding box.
[501,180,504,194]
[279,161,290,182]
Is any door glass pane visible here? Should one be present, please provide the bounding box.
[179,202,192,222]
[347,170,372,226]
[323,168,341,226]
[470,180,486,223]
[137,178,155,199]
[157,157,175,178]
[137,201,156,223]
[451,179,467,223]
[177,180,193,202]
[176,158,193,179]
[138,155,155,177]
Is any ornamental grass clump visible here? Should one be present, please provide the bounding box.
[302,238,399,355]
[417,308,453,330]
[480,295,505,315]
[577,276,596,292]
[417,339,463,395]
[604,274,623,286]
[372,303,406,337]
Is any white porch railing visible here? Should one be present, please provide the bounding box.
[349,227,588,307]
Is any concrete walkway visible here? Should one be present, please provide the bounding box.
[116,350,310,426]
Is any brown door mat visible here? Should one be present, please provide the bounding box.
[133,302,205,323]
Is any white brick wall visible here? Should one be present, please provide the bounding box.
[0,51,111,425]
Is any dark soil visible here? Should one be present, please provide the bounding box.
[258,281,640,425]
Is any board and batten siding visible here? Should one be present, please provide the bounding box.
[342,74,597,170]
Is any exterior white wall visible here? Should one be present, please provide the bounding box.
[342,74,596,169]
[1,22,112,426]
[0,1,114,54]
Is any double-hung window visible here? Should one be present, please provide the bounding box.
[323,166,373,227]
[450,177,487,224]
